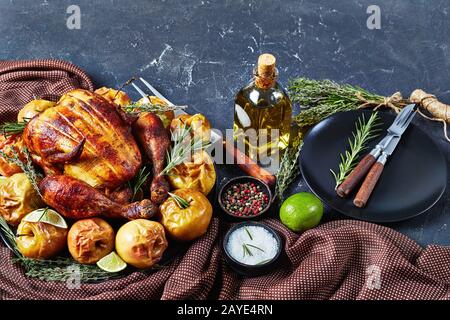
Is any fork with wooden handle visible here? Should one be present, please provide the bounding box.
[336,104,417,207]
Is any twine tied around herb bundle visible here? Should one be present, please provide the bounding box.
[356,91,409,113]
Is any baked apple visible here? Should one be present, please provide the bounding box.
[160,188,212,241]
[67,218,115,264]
[16,220,67,259]
[170,113,211,142]
[17,99,55,122]
[115,219,168,269]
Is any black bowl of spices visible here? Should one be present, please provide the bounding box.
[218,176,272,219]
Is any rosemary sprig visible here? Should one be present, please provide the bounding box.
[244,227,253,240]
[255,259,272,265]
[242,244,253,257]
[168,192,190,209]
[275,134,303,201]
[128,166,150,202]
[245,243,265,252]
[0,118,30,137]
[330,112,381,188]
[0,147,42,196]
[289,78,403,129]
[123,102,187,114]
[161,124,210,176]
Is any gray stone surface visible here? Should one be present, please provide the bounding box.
[0,0,448,246]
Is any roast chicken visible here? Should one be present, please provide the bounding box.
[11,88,172,220]
[23,89,142,189]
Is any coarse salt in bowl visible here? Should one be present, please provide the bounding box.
[223,222,282,276]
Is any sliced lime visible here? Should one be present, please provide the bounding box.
[97,252,127,273]
[23,208,68,229]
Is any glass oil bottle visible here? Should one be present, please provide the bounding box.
[233,53,292,172]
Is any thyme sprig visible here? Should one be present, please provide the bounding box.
[330,112,381,188]
[0,216,165,282]
[161,124,210,176]
[128,166,150,202]
[275,134,303,201]
[123,102,187,114]
[0,147,42,196]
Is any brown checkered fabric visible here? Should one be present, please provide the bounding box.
[1,60,449,300]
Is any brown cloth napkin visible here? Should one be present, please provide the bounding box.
[0,60,94,122]
[1,60,450,300]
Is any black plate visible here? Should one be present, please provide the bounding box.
[299,110,447,223]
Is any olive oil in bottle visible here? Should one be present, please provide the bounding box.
[233,54,292,170]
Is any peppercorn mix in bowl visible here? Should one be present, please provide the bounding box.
[218,176,272,219]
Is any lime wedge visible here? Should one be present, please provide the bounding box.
[97,252,127,273]
[23,208,68,229]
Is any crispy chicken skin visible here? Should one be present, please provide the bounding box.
[39,175,158,220]
[23,89,142,189]
[133,112,170,204]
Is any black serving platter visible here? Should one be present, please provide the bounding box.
[299,110,447,223]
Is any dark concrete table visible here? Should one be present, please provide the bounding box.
[1,0,448,246]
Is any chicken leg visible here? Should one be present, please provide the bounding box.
[39,175,158,220]
[133,112,171,204]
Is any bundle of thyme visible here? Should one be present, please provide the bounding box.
[289,78,406,129]
[274,78,406,200]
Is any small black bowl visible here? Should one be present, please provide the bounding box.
[222,221,282,277]
[218,176,273,220]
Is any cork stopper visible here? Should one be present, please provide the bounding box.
[255,53,277,89]
[257,54,276,78]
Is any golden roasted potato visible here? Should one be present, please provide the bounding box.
[167,150,216,195]
[18,99,55,122]
[0,173,44,226]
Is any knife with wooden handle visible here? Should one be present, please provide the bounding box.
[353,153,387,208]
[336,104,417,201]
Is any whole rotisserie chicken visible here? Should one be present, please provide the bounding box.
[23,89,142,189]
[19,89,170,220]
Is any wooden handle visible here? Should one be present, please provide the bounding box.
[223,141,276,186]
[353,162,384,208]
[336,154,377,198]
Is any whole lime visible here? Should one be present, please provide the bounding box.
[280,192,323,232]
